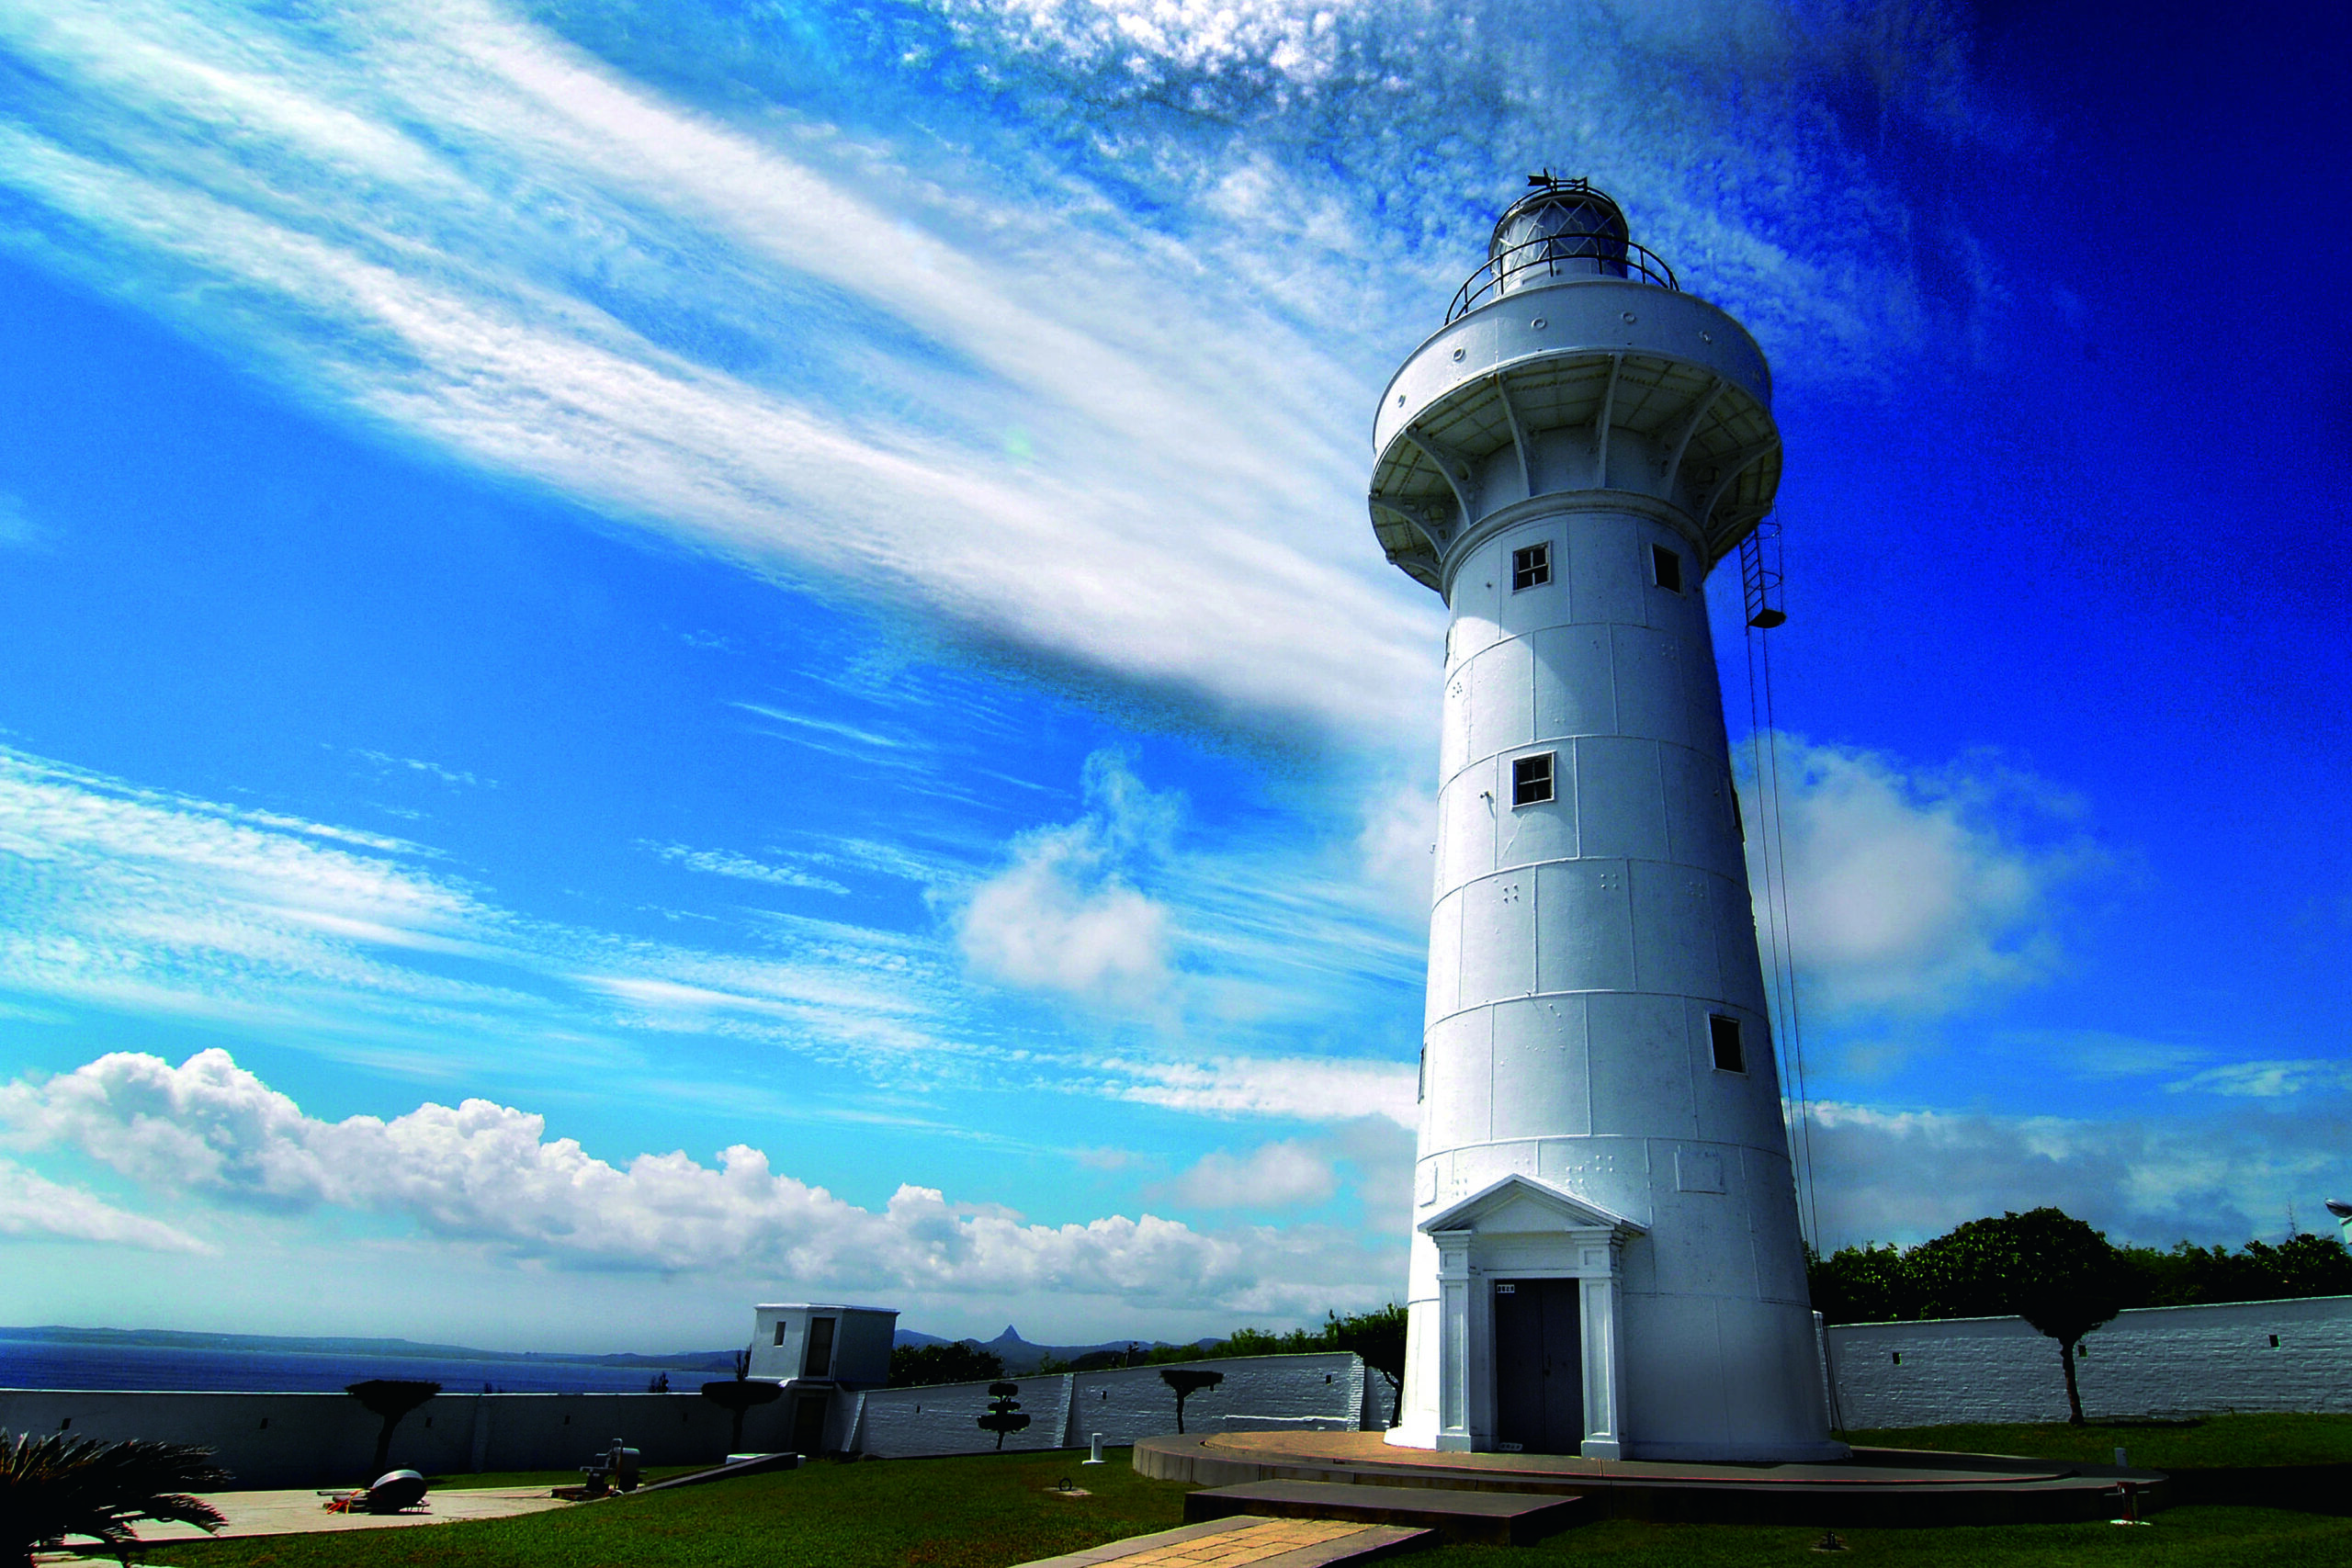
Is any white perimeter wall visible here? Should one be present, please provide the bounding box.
[1826,1294,2352,1428]
[0,1351,1390,1483]
[851,1352,1375,1460]
[0,1390,797,1489]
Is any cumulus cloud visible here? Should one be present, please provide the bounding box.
[0,1157,212,1254]
[1353,779,1437,926]
[1741,737,2097,1018]
[0,1049,1396,1310]
[1802,1096,2351,1251]
[1162,1140,1339,1210]
[957,752,1178,1001]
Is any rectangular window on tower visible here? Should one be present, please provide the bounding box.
[1510,543,1552,591]
[1710,1014,1745,1073]
[1510,752,1555,807]
[1651,544,1684,592]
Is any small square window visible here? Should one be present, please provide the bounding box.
[1710,1014,1745,1073]
[1510,752,1555,807]
[1510,543,1551,591]
[1651,544,1683,592]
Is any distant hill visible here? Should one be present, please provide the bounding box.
[0,1325,739,1373]
[891,1324,1216,1375]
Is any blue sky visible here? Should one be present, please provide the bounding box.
[1,0,2346,1351]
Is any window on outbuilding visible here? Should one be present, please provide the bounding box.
[1511,542,1552,591]
[1710,1014,1745,1073]
[1511,752,1555,806]
[803,1316,836,1378]
[1651,543,1683,592]
[774,1321,787,1346]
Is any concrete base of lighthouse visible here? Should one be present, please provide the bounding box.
[1384,1174,1849,1464]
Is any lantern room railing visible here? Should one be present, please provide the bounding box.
[1446,232,1679,323]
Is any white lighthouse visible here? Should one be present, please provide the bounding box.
[1373,178,1843,1462]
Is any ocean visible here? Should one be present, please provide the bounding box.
[0,1336,721,1394]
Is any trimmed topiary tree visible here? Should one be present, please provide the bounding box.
[1159,1367,1223,1435]
[977,1382,1030,1450]
[699,1349,783,1455]
[343,1380,441,1475]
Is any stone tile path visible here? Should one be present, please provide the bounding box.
[1013,1515,1430,1568]
[33,1483,572,1561]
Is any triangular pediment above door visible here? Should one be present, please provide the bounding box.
[1418,1172,1644,1236]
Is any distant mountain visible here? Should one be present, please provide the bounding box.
[889,1325,1217,1375]
[0,1325,738,1371]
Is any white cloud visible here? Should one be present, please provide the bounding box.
[1163,1141,1338,1209]
[1801,1096,2352,1251]
[957,752,1177,1001]
[1742,737,2096,1018]
[349,750,491,789]
[0,1157,213,1254]
[647,841,851,896]
[0,0,1433,740]
[0,492,35,549]
[1352,778,1437,926]
[2172,1060,2352,1100]
[0,0,2002,747]
[0,741,1424,1130]
[1114,1054,1416,1129]
[0,1049,1396,1312]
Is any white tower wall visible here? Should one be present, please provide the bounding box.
[1368,184,1840,1462]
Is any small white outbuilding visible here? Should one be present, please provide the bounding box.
[745,1302,899,1455]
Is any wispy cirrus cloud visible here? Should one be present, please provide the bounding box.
[0,1157,213,1254]
[0,0,2004,746]
[646,840,851,896]
[0,741,1420,1119]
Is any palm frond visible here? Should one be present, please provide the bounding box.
[0,1430,230,1567]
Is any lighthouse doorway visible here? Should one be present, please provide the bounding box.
[1493,1279,1584,1454]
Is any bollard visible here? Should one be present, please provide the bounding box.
[1084,1432,1105,1465]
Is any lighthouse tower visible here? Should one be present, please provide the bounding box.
[1372,178,1842,1462]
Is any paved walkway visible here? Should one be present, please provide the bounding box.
[1198,1428,2073,1484]
[34,1483,572,1561]
[1015,1516,1429,1568]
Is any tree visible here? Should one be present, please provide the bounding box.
[1159,1368,1223,1435]
[976,1382,1030,1450]
[1808,1243,1920,1324]
[343,1380,440,1475]
[699,1349,782,1454]
[1321,1305,1407,1427]
[2,1431,230,1568]
[1906,1208,2129,1425]
[888,1343,1005,1387]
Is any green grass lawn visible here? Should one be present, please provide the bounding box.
[1842,1413,2352,1468]
[1422,1507,2352,1567]
[163,1449,1190,1568]
[147,1433,2352,1568]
